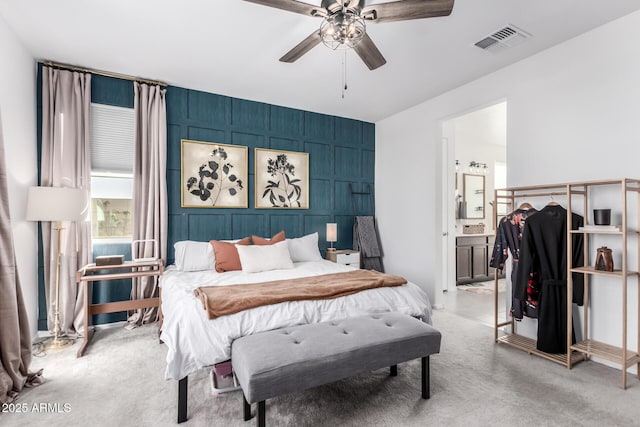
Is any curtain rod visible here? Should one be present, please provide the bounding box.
[43,61,167,87]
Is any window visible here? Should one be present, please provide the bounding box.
[90,103,135,240]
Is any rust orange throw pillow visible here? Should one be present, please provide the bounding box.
[210,237,251,273]
[252,230,286,246]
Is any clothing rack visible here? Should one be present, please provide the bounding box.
[492,182,587,367]
[493,179,640,388]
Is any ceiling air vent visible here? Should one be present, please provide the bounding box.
[474,25,531,52]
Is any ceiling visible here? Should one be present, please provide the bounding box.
[1,0,640,122]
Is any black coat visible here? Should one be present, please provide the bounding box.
[515,204,584,353]
[490,207,538,319]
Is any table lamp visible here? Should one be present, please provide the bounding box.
[26,186,88,351]
[326,223,337,252]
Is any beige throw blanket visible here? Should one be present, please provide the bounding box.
[194,269,407,319]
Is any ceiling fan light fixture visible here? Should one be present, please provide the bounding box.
[320,11,366,50]
[244,0,455,70]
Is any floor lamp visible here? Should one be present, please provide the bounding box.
[26,186,88,351]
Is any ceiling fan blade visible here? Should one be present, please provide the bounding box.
[243,0,324,17]
[362,0,454,24]
[353,34,387,70]
[280,31,322,63]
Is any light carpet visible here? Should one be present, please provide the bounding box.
[3,309,640,426]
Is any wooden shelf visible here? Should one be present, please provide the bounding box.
[571,339,640,368]
[570,229,623,235]
[497,334,586,366]
[570,266,638,277]
[79,259,162,273]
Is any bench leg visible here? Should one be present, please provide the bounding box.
[243,394,252,421]
[257,400,265,427]
[422,356,430,399]
[390,365,398,376]
[178,376,188,423]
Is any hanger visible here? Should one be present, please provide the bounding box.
[546,195,560,207]
[518,202,533,210]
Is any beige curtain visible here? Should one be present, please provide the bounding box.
[127,82,167,327]
[41,66,92,336]
[0,111,44,403]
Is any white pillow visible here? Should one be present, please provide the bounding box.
[173,241,214,271]
[287,232,322,262]
[236,240,294,273]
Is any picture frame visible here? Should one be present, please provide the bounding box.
[181,139,248,208]
[255,148,309,209]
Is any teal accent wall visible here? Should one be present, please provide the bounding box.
[36,63,375,328]
[166,87,375,262]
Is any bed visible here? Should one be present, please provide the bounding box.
[159,235,433,381]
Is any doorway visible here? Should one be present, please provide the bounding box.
[440,101,507,324]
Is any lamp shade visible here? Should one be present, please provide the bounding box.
[26,186,89,222]
[326,223,337,243]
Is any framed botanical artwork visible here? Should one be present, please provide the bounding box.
[181,139,248,208]
[255,148,309,209]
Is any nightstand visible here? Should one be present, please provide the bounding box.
[325,249,360,267]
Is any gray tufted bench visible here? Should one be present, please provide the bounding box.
[231,312,441,426]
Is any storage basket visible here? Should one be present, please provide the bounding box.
[463,224,485,234]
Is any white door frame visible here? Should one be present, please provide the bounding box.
[439,99,508,306]
[440,135,457,298]
[434,135,454,310]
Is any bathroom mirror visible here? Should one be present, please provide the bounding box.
[463,173,485,219]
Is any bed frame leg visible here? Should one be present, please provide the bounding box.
[257,400,265,427]
[178,376,188,423]
[390,364,398,376]
[421,356,430,399]
[243,393,252,421]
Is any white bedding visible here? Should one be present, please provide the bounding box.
[160,260,433,380]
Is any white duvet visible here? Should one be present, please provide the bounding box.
[160,260,432,380]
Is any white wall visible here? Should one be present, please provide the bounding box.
[0,15,38,338]
[376,7,640,357]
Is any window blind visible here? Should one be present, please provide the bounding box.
[91,103,135,174]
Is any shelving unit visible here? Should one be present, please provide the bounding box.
[493,179,640,388]
[566,179,640,389]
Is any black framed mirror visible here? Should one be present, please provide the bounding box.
[462,173,485,219]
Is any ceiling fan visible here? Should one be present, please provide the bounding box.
[243,0,455,70]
